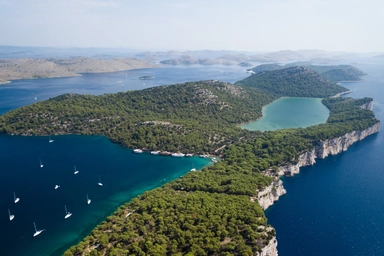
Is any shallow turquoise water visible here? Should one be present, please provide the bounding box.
[241,97,330,131]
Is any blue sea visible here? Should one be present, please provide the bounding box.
[1,60,384,255]
[266,59,384,255]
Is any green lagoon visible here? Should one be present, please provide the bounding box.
[241,97,330,131]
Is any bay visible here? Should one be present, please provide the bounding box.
[241,97,329,131]
[265,59,384,255]
[0,65,251,256]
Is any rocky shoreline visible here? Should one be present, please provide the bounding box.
[255,101,380,255]
[258,121,380,211]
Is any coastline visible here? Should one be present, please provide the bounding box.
[258,121,381,211]
[0,57,157,85]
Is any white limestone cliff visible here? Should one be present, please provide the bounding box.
[257,180,287,211]
[258,236,278,256]
[258,122,380,210]
[255,101,379,256]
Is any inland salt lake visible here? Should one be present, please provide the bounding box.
[1,60,384,255]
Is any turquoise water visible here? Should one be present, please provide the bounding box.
[241,97,330,131]
[265,59,384,255]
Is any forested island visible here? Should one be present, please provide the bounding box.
[247,64,366,82]
[0,66,379,255]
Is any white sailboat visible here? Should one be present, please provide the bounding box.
[64,205,72,219]
[87,193,91,205]
[74,165,79,175]
[39,159,43,168]
[33,222,44,237]
[13,192,20,203]
[8,209,14,221]
[98,176,103,187]
[49,135,54,143]
[54,185,60,189]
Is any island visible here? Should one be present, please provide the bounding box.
[246,63,367,82]
[0,66,379,255]
[138,75,155,80]
[0,57,156,84]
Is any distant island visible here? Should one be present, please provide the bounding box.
[138,75,155,80]
[0,57,156,84]
[247,63,367,82]
[140,49,354,66]
[0,65,379,255]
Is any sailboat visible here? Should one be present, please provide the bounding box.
[8,209,14,221]
[39,159,43,168]
[87,193,91,205]
[33,222,44,237]
[64,205,72,219]
[49,135,54,143]
[54,185,60,189]
[98,176,103,187]
[74,165,79,175]
[13,192,20,203]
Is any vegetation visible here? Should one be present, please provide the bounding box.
[236,66,347,97]
[0,80,276,154]
[248,64,366,82]
[0,66,379,255]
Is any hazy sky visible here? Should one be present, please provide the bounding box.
[1,0,383,52]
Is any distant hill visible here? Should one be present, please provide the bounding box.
[160,56,237,65]
[0,57,156,84]
[248,64,366,82]
[139,49,351,66]
[236,66,348,97]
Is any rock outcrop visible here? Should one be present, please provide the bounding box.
[257,180,287,210]
[258,121,381,210]
[258,236,278,256]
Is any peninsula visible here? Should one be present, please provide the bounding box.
[0,66,379,255]
[0,57,156,84]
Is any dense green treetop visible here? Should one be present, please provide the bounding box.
[248,64,366,82]
[236,66,347,97]
[0,80,275,154]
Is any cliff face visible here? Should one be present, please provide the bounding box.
[257,180,287,210]
[258,237,278,256]
[258,122,381,210]
[360,101,374,111]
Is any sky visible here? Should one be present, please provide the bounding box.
[0,0,383,53]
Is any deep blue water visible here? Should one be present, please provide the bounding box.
[0,65,250,256]
[0,135,212,256]
[266,59,384,255]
